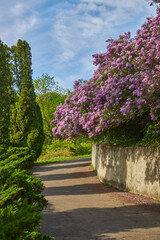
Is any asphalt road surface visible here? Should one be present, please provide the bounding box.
[33,158,160,240]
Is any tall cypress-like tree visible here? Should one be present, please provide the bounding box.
[0,40,11,146]
[10,40,44,158]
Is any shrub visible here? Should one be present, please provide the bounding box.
[51,10,160,146]
[39,138,92,159]
[0,148,52,240]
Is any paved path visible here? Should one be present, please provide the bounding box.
[33,158,160,240]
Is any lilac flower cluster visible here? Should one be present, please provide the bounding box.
[51,10,160,141]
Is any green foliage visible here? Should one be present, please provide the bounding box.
[0,203,52,240]
[10,40,44,158]
[92,112,153,147]
[43,138,92,156]
[0,147,52,240]
[0,147,34,168]
[69,141,92,156]
[47,139,74,152]
[27,129,43,157]
[38,138,92,162]
[36,91,67,143]
[34,73,70,143]
[89,163,94,170]
[104,120,145,147]
[0,41,11,146]
[0,145,8,158]
[0,40,51,239]
[34,73,58,95]
[141,122,160,146]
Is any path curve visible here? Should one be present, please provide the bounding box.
[33,158,160,240]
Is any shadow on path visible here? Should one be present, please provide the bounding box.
[33,158,91,173]
[39,170,96,181]
[42,204,160,240]
[43,183,117,196]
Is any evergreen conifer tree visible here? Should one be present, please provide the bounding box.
[10,40,44,158]
[0,40,11,146]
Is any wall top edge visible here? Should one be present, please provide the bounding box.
[92,143,160,149]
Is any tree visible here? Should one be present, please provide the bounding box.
[34,73,69,142]
[34,73,58,95]
[0,41,11,146]
[10,40,44,158]
[51,11,160,146]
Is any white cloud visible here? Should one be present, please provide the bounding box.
[80,0,149,10]
[11,3,26,16]
[0,0,157,89]
[51,0,156,67]
[54,74,83,89]
[0,1,39,45]
[14,16,38,36]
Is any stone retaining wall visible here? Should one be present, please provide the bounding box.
[92,144,160,199]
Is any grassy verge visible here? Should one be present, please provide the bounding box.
[34,154,91,166]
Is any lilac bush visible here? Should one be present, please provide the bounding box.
[51,10,160,145]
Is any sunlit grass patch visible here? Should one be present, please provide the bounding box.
[34,154,91,166]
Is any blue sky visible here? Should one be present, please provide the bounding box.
[0,0,157,89]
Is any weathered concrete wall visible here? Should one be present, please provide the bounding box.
[92,144,160,199]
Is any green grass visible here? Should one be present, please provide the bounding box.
[89,163,94,170]
[34,154,91,166]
